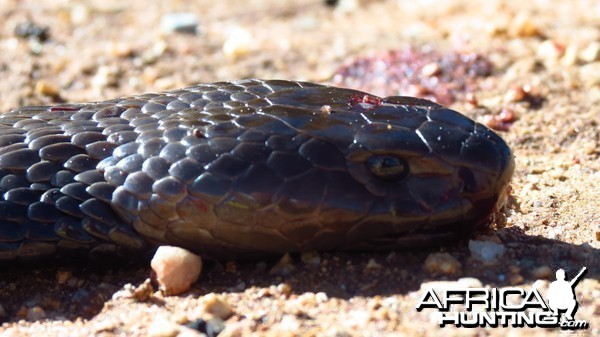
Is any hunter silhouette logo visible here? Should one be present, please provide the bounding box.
[547,267,586,322]
[416,267,589,330]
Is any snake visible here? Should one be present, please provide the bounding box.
[0,79,514,262]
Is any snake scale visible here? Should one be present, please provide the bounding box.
[0,79,514,262]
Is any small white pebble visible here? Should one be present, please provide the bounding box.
[147,317,180,337]
[161,13,199,35]
[420,62,440,77]
[536,40,564,64]
[279,315,300,331]
[69,5,90,25]
[151,246,202,295]
[334,0,359,14]
[315,292,329,303]
[223,27,254,59]
[580,41,600,63]
[469,240,506,263]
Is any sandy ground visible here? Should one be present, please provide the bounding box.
[0,0,598,336]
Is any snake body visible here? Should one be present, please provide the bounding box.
[0,79,514,262]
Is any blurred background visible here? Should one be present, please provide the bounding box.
[0,0,597,111]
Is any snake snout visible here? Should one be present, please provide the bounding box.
[346,101,515,250]
[446,122,515,231]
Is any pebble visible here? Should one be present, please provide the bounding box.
[131,279,155,301]
[198,294,234,320]
[25,306,46,321]
[315,292,329,303]
[13,21,50,42]
[109,42,135,58]
[536,40,565,65]
[509,12,542,37]
[147,317,179,337]
[561,45,579,66]
[420,62,441,77]
[217,321,247,337]
[277,283,293,297]
[150,246,203,295]
[580,41,600,63]
[186,318,225,337]
[92,65,121,89]
[55,269,73,285]
[69,5,90,24]
[468,240,506,263]
[34,80,61,99]
[333,0,359,14]
[422,252,462,275]
[270,253,295,275]
[300,251,321,266]
[93,318,123,334]
[138,40,168,67]
[222,27,254,59]
[296,292,318,306]
[579,62,600,86]
[504,85,528,103]
[365,258,382,270]
[465,92,478,106]
[279,315,300,332]
[161,13,199,35]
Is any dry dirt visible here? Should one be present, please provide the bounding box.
[0,0,598,336]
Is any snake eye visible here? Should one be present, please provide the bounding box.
[366,155,409,181]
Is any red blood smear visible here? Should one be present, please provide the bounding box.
[333,47,493,106]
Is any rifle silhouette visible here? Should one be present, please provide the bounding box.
[569,267,587,288]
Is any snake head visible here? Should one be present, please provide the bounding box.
[340,94,515,249]
[250,85,514,252]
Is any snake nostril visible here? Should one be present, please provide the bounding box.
[366,155,409,181]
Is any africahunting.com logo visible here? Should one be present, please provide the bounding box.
[416,267,589,330]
